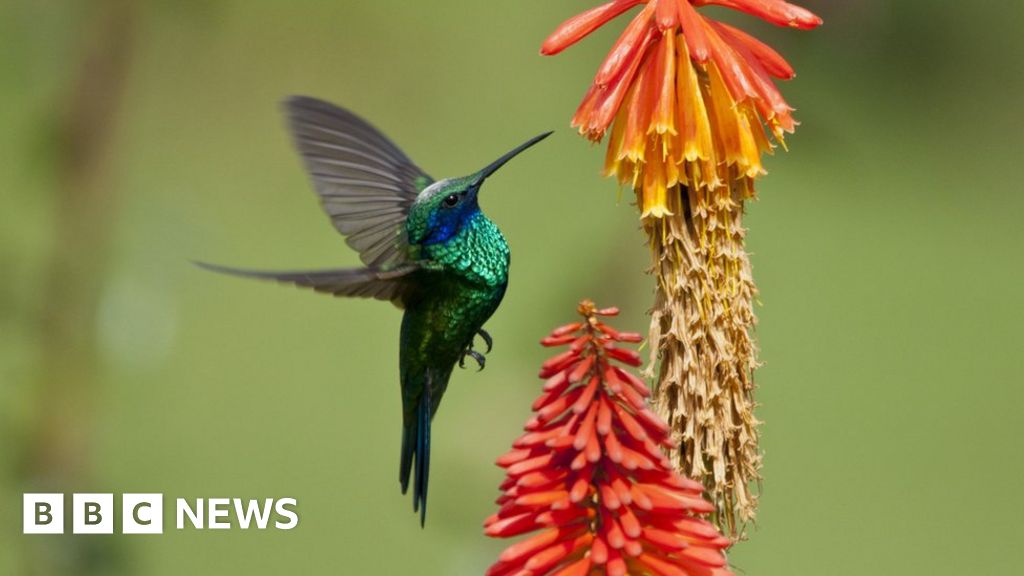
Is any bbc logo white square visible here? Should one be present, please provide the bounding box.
[122,494,163,534]
[23,493,64,534]
[72,493,114,534]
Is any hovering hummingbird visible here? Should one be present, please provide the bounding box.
[198,96,550,525]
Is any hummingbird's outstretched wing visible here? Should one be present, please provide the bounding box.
[284,96,433,270]
[194,261,420,307]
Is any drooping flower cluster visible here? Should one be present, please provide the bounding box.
[543,0,821,217]
[485,301,732,575]
[542,0,821,536]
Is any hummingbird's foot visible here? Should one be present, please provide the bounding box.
[459,331,491,371]
[459,349,486,372]
[476,329,493,353]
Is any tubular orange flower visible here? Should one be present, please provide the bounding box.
[485,301,732,576]
[542,0,820,536]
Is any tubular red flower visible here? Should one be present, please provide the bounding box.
[485,301,732,575]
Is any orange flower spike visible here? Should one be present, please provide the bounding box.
[485,301,732,575]
[543,0,820,185]
[544,0,815,522]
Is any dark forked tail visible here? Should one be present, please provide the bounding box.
[400,377,431,527]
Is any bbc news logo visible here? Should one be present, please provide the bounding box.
[23,494,299,534]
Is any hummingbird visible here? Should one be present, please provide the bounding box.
[198,96,550,525]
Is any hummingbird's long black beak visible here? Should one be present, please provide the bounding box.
[472,131,553,186]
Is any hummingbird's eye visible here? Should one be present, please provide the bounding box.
[442,193,460,208]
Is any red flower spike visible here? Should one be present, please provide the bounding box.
[485,301,732,575]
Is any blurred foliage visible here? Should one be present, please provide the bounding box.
[2,1,1023,575]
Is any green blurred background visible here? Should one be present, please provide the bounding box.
[2,0,1022,574]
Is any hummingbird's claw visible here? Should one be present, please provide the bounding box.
[476,329,493,354]
[460,349,486,372]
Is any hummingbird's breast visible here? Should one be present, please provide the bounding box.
[424,212,509,289]
[401,212,510,372]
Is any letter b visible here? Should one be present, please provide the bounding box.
[23,494,64,534]
[85,502,102,525]
[73,494,113,534]
[38,502,53,525]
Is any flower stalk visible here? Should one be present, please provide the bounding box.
[542,0,821,536]
[485,301,732,575]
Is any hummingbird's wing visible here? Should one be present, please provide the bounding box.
[194,261,420,307]
[284,96,433,270]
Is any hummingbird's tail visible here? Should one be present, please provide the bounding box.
[400,379,431,527]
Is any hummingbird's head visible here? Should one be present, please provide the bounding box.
[407,131,552,247]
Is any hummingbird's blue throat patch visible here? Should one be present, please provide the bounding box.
[419,201,480,246]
